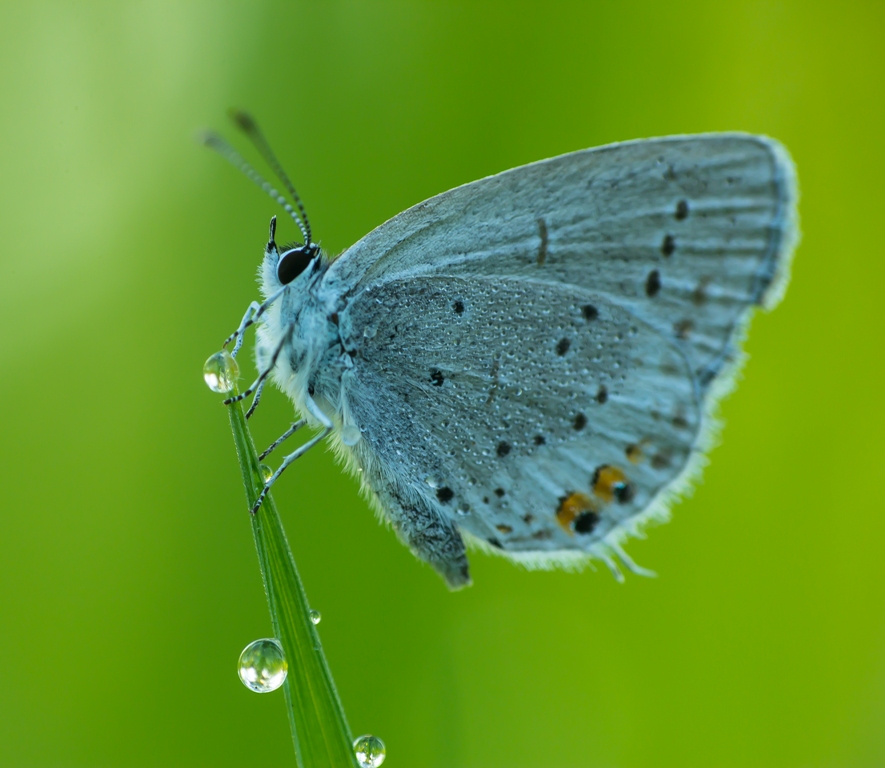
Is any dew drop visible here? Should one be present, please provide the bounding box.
[353,734,386,768]
[341,425,362,446]
[309,609,322,625]
[203,350,239,393]
[237,638,287,693]
[259,464,273,482]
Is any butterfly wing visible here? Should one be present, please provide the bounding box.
[326,134,797,583]
[328,134,797,380]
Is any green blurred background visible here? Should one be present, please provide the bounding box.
[1,2,883,766]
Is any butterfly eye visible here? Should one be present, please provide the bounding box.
[277,246,315,285]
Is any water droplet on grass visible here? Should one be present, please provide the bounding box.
[353,734,386,767]
[309,609,322,625]
[203,350,239,393]
[237,638,287,693]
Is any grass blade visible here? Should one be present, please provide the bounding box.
[226,392,359,768]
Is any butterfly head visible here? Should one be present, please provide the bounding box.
[264,214,320,281]
[276,243,321,285]
[262,214,324,294]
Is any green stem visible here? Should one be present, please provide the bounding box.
[226,393,359,768]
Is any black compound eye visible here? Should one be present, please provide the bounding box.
[277,246,315,285]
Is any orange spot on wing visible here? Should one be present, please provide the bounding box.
[556,492,598,534]
[625,443,644,464]
[591,465,634,504]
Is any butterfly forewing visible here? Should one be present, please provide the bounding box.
[329,134,796,389]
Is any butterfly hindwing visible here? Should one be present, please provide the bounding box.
[341,276,695,568]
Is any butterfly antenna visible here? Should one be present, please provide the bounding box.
[229,109,312,246]
[200,131,311,244]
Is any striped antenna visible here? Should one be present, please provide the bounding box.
[229,110,313,246]
[200,131,310,244]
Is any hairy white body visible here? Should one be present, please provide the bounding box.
[252,134,798,589]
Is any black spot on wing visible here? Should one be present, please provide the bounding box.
[436,487,454,503]
[646,270,661,297]
[692,277,710,306]
[614,483,635,504]
[651,453,671,469]
[574,511,600,534]
[674,319,694,340]
[536,217,549,266]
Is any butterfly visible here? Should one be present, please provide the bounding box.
[204,112,798,589]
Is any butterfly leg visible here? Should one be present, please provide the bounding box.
[259,419,307,461]
[223,300,261,359]
[244,379,266,419]
[249,398,332,515]
[224,322,293,406]
[223,283,289,358]
[374,483,471,590]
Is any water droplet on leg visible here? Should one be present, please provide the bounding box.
[203,350,239,393]
[237,638,287,693]
[353,734,386,767]
[341,425,362,446]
